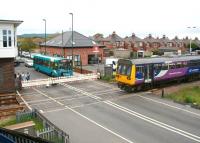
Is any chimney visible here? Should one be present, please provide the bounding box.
[132,33,135,38]
[175,36,178,40]
[148,34,152,38]
[163,35,166,39]
[112,31,116,35]
[195,37,198,40]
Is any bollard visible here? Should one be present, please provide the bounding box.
[161,88,164,98]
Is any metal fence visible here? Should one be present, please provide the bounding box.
[0,127,52,143]
[16,109,70,143]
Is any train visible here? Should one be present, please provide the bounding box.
[115,56,200,92]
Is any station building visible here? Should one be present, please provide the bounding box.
[40,31,104,66]
[0,20,23,93]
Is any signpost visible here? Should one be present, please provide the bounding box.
[92,46,100,72]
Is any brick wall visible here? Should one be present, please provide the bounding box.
[0,58,15,94]
[40,46,104,66]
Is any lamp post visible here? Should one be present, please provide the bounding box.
[187,26,196,54]
[69,13,74,67]
[43,19,47,55]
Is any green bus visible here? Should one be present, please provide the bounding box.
[33,54,73,77]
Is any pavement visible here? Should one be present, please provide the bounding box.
[18,79,200,143]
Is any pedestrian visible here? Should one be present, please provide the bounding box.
[18,73,22,81]
[26,72,30,81]
[21,72,26,81]
[16,73,22,90]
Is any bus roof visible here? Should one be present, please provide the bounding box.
[34,54,64,61]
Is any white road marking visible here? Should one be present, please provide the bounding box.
[60,83,101,100]
[16,91,32,111]
[93,80,117,88]
[27,95,81,105]
[32,88,64,106]
[137,94,200,118]
[33,87,135,143]
[64,105,135,143]
[104,100,200,142]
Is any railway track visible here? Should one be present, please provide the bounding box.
[0,93,24,119]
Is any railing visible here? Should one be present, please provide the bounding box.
[0,127,52,143]
[16,109,70,143]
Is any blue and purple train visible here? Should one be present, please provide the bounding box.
[115,56,200,92]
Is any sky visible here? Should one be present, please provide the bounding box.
[1,0,200,39]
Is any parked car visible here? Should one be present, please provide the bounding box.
[25,59,33,67]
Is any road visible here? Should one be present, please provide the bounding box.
[18,79,200,143]
[15,63,49,80]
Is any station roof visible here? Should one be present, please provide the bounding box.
[40,31,103,48]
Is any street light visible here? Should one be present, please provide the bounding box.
[43,19,47,55]
[187,26,196,54]
[69,13,74,67]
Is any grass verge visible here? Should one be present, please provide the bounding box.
[165,86,200,107]
[0,116,43,131]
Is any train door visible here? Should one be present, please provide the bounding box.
[144,64,154,83]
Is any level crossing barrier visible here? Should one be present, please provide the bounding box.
[22,73,98,88]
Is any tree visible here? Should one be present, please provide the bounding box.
[187,42,200,51]
[18,38,37,52]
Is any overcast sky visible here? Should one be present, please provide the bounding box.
[1,0,200,39]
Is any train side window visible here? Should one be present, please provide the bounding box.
[182,62,187,67]
[117,65,122,74]
[126,66,131,76]
[176,62,182,68]
[154,64,162,71]
[188,60,199,67]
[122,65,127,75]
[161,64,168,70]
[169,63,176,69]
[136,66,144,73]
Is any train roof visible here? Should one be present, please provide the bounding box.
[127,55,200,65]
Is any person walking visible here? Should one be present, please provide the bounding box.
[26,72,30,81]
[21,72,25,81]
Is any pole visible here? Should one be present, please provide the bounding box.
[62,30,65,57]
[69,13,74,68]
[189,38,192,54]
[187,26,196,54]
[43,19,47,55]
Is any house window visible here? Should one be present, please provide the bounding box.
[2,30,12,47]
[8,30,12,47]
[167,42,172,47]
[74,55,81,66]
[3,30,7,47]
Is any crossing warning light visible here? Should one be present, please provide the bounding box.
[92,46,99,53]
